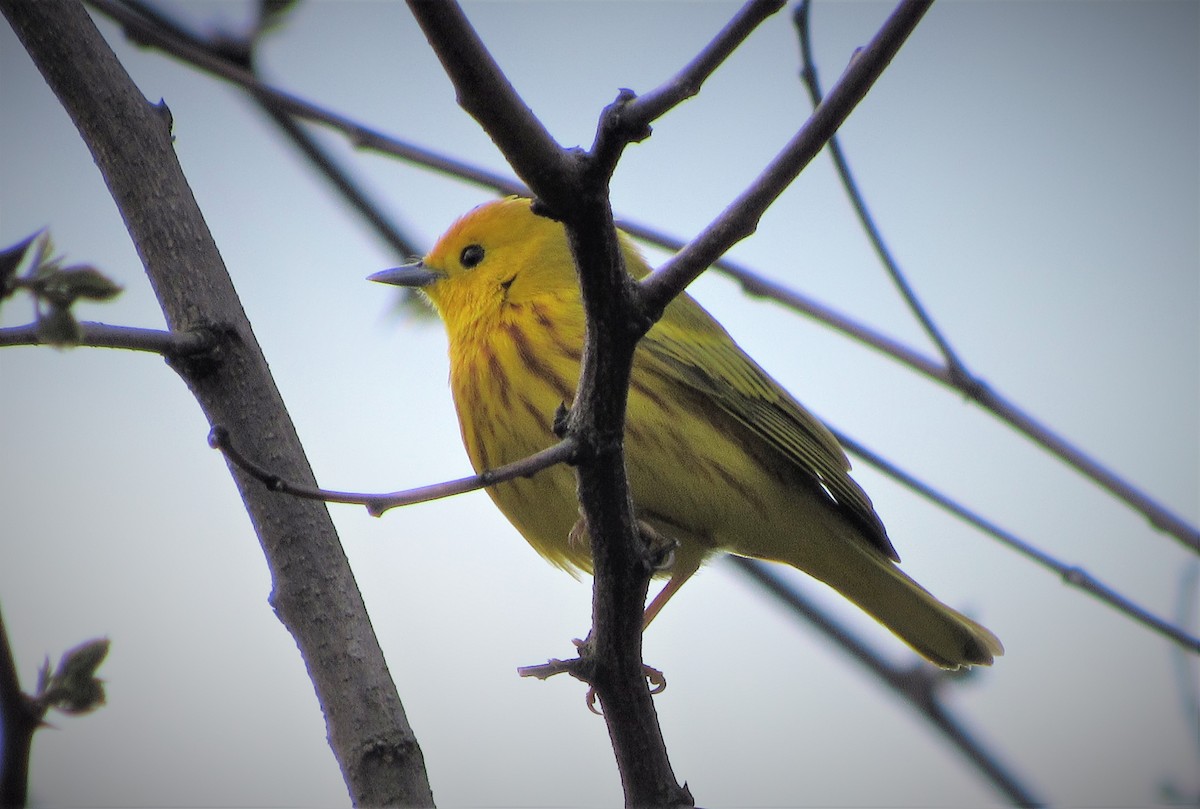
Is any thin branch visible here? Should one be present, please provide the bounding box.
[516,657,585,682]
[622,0,785,127]
[258,105,423,259]
[833,430,1200,655]
[639,0,935,319]
[969,384,1200,554]
[0,321,214,355]
[729,558,1042,807]
[590,0,785,174]
[208,425,578,516]
[791,0,973,384]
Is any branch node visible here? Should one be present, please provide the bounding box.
[552,402,571,439]
[152,98,174,135]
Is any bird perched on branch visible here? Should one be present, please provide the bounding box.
[371,196,1002,669]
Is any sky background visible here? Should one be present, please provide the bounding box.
[2,1,1198,807]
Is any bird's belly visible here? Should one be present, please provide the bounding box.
[455,359,814,577]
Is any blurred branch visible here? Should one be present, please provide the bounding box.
[208,425,578,516]
[0,321,214,355]
[729,559,1042,807]
[791,0,972,384]
[0,2,434,804]
[0,605,109,809]
[833,430,1200,654]
[112,0,429,324]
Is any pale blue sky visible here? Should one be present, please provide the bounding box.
[2,2,1197,806]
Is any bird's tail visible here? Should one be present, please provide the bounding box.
[788,538,1004,669]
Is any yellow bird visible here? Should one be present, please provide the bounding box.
[372,197,1002,669]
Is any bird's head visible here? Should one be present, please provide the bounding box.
[369,197,579,332]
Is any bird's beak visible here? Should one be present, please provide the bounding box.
[368,261,444,288]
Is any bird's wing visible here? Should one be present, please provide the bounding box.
[637,291,897,560]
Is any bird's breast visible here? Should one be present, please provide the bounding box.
[447,299,590,571]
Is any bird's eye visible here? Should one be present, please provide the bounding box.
[460,244,485,269]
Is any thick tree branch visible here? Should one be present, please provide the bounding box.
[0,2,433,804]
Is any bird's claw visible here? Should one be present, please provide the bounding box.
[581,664,667,714]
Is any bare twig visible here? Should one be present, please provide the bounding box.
[622,1,785,128]
[259,109,423,259]
[968,385,1199,554]
[730,558,1042,807]
[833,430,1200,654]
[0,321,214,355]
[208,425,578,516]
[516,657,585,682]
[590,0,785,173]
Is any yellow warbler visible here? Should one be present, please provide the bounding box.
[372,197,1002,669]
